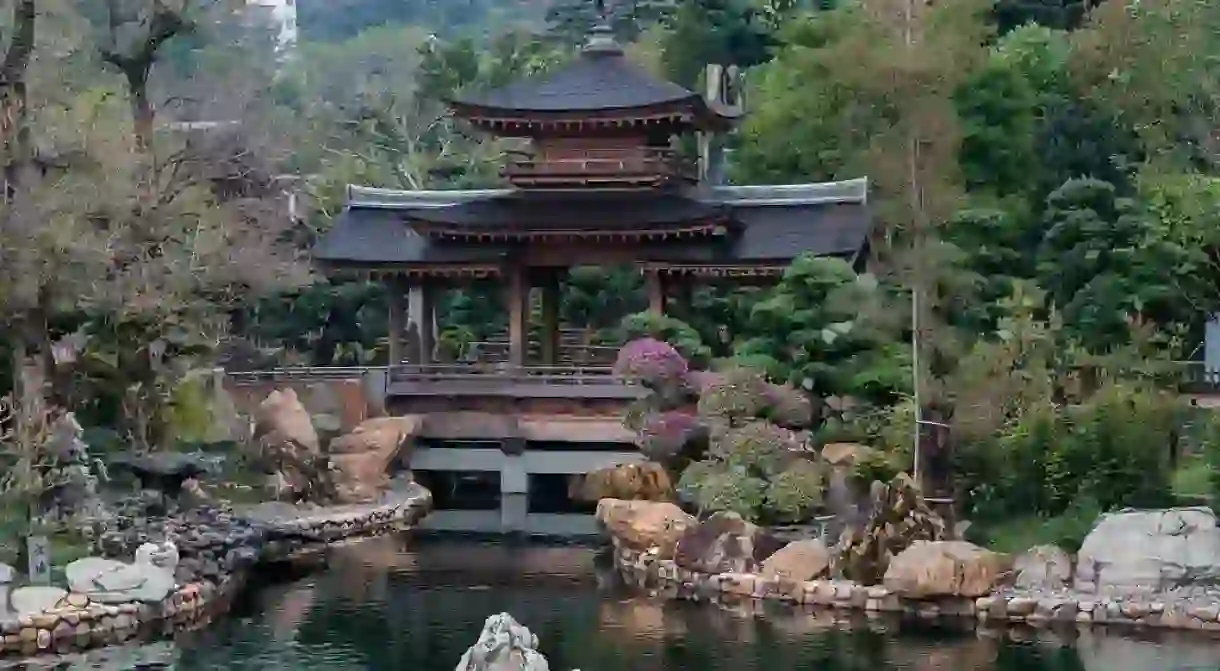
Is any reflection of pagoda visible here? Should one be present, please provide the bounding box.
[314,15,871,410]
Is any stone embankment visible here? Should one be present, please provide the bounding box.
[0,483,431,660]
[600,498,1220,634]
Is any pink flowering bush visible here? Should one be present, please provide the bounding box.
[636,410,700,462]
[613,337,689,390]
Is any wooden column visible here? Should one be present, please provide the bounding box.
[671,281,693,321]
[386,277,406,366]
[408,284,436,365]
[506,263,529,367]
[645,270,666,314]
[539,271,561,366]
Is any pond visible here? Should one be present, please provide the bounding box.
[15,535,1220,671]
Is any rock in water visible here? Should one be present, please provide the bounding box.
[455,613,551,671]
[595,499,695,559]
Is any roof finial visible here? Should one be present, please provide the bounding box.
[584,0,621,54]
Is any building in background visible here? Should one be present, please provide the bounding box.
[247,0,299,51]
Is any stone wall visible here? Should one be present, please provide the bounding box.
[610,544,1220,633]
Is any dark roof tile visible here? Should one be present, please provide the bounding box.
[451,51,701,114]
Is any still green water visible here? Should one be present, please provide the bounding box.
[31,536,1220,670]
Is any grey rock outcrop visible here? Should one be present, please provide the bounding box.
[1075,507,1220,594]
[1014,544,1072,590]
[455,613,551,671]
[65,551,177,604]
[10,585,68,615]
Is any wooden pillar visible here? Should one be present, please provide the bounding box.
[506,263,529,367]
[671,281,693,321]
[387,277,406,366]
[539,271,561,367]
[645,270,666,314]
[408,284,436,365]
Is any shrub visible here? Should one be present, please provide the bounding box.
[678,462,766,519]
[710,420,799,476]
[636,411,700,463]
[763,383,818,429]
[697,367,771,423]
[619,312,711,365]
[765,460,826,523]
[613,337,689,391]
[956,383,1177,525]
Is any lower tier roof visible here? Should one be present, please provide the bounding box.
[314,178,871,272]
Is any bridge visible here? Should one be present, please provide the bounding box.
[222,363,646,535]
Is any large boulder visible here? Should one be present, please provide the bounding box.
[1013,544,1072,591]
[570,462,674,503]
[328,416,422,504]
[455,612,550,671]
[1074,507,1220,594]
[673,511,785,575]
[595,499,695,558]
[254,388,320,454]
[760,539,830,582]
[883,540,1004,599]
[254,389,335,503]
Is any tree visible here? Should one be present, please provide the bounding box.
[731,255,906,404]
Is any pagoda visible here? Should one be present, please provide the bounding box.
[314,15,872,414]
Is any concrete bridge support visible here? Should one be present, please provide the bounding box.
[409,446,643,535]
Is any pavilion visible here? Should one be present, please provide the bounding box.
[313,23,872,389]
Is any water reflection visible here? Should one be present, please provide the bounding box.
[11,537,1220,670]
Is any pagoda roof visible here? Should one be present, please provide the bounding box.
[314,178,871,275]
[447,43,738,132]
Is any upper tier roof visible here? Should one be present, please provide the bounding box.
[447,35,738,131]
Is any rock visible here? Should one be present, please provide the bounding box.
[829,473,946,585]
[570,462,674,503]
[595,499,694,559]
[255,388,321,454]
[134,540,180,572]
[455,612,550,671]
[10,586,68,616]
[673,511,785,575]
[112,452,211,497]
[760,539,830,582]
[883,540,1004,599]
[821,443,874,468]
[1014,544,1072,590]
[1074,507,1220,594]
[65,556,176,604]
[328,416,421,504]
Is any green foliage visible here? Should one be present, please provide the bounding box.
[678,462,767,520]
[710,420,796,475]
[731,255,905,403]
[619,312,711,365]
[976,497,1102,555]
[696,367,772,424]
[957,383,1178,525]
[765,460,826,523]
